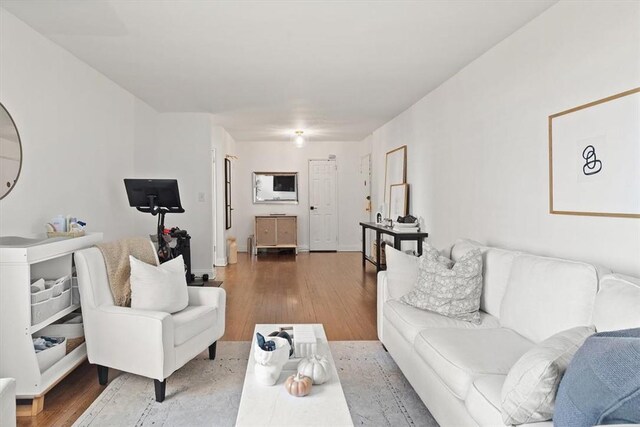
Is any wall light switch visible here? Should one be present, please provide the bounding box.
[198,192,205,202]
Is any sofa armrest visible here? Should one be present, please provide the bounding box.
[0,378,16,427]
[84,306,175,380]
[377,271,389,343]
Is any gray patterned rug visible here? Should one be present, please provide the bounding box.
[74,341,437,426]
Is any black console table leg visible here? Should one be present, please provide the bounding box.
[375,231,381,272]
[417,238,424,256]
[362,226,366,267]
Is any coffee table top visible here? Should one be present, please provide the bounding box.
[235,324,353,427]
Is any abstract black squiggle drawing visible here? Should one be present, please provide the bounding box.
[582,145,602,176]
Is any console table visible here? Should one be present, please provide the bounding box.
[359,222,428,271]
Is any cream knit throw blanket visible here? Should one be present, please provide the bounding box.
[96,237,158,307]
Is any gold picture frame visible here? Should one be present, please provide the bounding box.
[548,87,640,218]
[384,145,407,204]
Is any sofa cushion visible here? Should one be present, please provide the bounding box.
[500,254,598,343]
[593,274,640,332]
[465,375,505,427]
[172,305,217,346]
[452,239,519,318]
[384,245,419,300]
[383,299,500,344]
[414,328,534,399]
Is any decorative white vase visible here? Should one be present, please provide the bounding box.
[254,336,291,385]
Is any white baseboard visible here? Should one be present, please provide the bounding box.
[338,244,361,252]
[215,257,228,267]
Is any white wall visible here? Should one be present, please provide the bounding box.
[233,140,367,252]
[0,8,155,240]
[212,122,237,267]
[133,113,211,273]
[0,9,234,275]
[367,1,640,276]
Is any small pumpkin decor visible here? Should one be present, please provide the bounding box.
[297,355,331,385]
[284,373,312,397]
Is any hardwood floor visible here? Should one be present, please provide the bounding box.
[18,251,379,426]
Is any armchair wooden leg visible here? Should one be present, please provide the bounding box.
[154,379,166,402]
[208,341,217,360]
[97,365,109,385]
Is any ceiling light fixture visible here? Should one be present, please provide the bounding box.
[294,130,305,148]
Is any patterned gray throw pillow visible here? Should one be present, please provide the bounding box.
[401,247,483,324]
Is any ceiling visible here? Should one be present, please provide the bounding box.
[2,1,556,142]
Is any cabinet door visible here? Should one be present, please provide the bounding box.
[256,218,277,246]
[277,217,296,246]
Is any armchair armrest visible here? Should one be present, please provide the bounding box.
[188,286,226,308]
[187,287,226,339]
[84,305,175,380]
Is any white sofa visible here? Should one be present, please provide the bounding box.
[378,239,640,427]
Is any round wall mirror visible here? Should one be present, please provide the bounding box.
[0,103,22,199]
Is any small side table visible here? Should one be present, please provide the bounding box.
[359,222,428,272]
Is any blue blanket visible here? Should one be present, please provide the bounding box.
[554,328,640,426]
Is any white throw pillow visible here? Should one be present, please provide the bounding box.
[384,245,420,300]
[401,246,483,324]
[501,326,595,425]
[129,255,189,314]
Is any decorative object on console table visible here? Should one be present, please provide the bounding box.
[384,145,407,204]
[389,183,409,219]
[549,87,640,218]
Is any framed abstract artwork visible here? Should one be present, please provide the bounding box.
[549,87,640,218]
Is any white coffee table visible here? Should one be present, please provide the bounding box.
[235,324,353,427]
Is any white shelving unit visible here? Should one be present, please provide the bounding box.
[0,233,102,416]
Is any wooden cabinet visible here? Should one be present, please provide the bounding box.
[255,216,297,253]
[256,217,277,246]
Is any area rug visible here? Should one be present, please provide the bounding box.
[74,341,438,426]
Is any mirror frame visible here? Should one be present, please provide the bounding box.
[252,172,299,204]
[0,102,23,200]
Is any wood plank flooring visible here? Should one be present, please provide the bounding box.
[18,251,378,426]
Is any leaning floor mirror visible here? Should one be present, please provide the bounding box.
[384,145,407,204]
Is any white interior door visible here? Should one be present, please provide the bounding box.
[309,159,338,251]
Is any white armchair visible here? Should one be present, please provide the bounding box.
[0,378,16,427]
[74,246,225,402]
